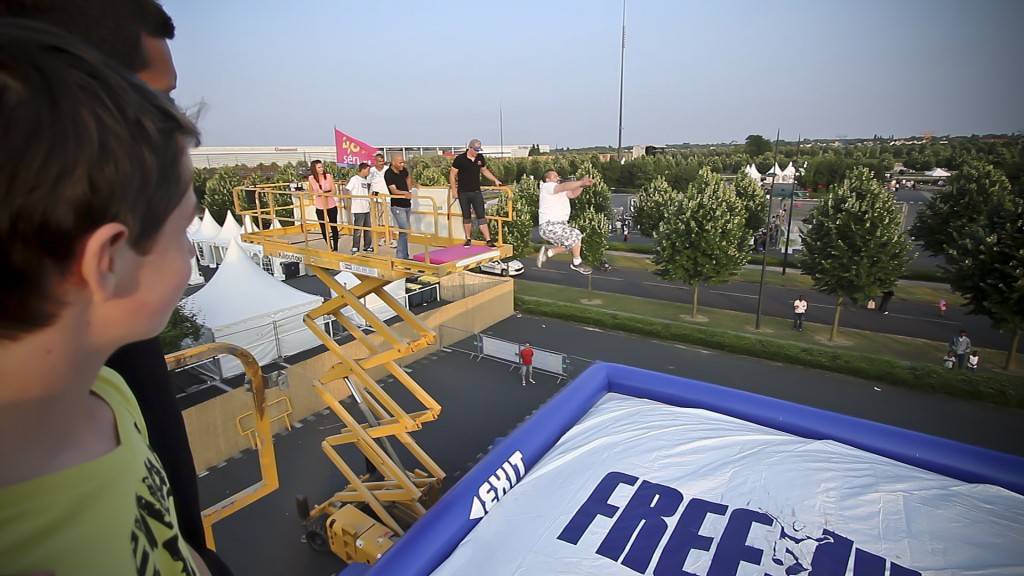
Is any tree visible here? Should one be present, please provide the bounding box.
[203,166,243,223]
[801,168,912,341]
[732,172,767,239]
[570,162,612,265]
[652,167,749,319]
[944,191,1023,369]
[632,176,678,237]
[489,175,538,258]
[160,304,204,354]
[528,144,541,157]
[910,161,1013,257]
[745,134,772,157]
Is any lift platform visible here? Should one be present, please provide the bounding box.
[230,182,514,564]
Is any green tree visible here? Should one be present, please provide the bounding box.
[632,176,678,237]
[160,305,204,354]
[801,168,912,341]
[653,167,749,319]
[732,172,767,238]
[203,166,243,223]
[528,144,541,157]
[910,161,1013,257]
[570,162,613,265]
[745,134,772,157]
[944,191,1023,369]
[488,175,538,258]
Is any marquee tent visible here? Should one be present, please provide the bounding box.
[190,208,222,266]
[926,168,951,177]
[182,239,325,377]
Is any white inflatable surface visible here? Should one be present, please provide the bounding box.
[432,394,1024,576]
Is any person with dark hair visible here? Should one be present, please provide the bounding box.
[793,295,808,331]
[450,138,501,247]
[0,19,208,575]
[1,2,230,573]
[345,162,374,252]
[368,152,395,248]
[950,329,972,370]
[878,289,895,315]
[519,343,535,386]
[308,159,339,251]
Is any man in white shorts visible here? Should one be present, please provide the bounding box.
[535,170,593,275]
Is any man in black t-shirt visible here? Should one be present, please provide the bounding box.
[384,155,413,259]
[450,138,502,247]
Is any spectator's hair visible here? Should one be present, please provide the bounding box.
[0,20,199,340]
[309,159,326,184]
[0,0,174,72]
[374,153,384,160]
[357,162,370,172]
[959,329,967,335]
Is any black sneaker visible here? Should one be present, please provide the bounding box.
[463,239,472,247]
[487,240,497,248]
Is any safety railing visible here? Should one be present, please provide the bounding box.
[236,395,293,450]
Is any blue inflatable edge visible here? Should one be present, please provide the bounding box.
[342,362,1024,575]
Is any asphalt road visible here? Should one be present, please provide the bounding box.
[516,255,1021,353]
[197,314,1023,576]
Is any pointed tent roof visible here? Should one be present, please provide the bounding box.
[182,239,321,329]
[926,168,951,177]
[187,215,202,236]
[212,210,242,246]
[270,218,283,230]
[782,162,796,176]
[243,214,257,233]
[745,163,762,180]
[191,208,222,242]
[767,163,783,176]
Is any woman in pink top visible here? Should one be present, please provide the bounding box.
[307,160,338,250]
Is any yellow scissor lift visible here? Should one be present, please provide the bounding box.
[230,182,513,564]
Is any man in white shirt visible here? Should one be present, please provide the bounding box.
[535,170,594,275]
[368,153,394,248]
[345,162,373,252]
[793,295,808,331]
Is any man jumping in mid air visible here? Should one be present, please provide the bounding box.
[535,170,593,275]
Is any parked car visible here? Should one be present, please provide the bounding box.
[476,258,524,277]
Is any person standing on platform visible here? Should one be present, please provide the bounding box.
[385,155,413,260]
[450,138,501,247]
[308,159,338,251]
[369,152,394,248]
[519,343,535,386]
[345,163,373,253]
[793,295,808,331]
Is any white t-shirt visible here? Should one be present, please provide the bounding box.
[345,175,372,214]
[368,165,390,196]
[538,181,571,225]
[793,299,808,314]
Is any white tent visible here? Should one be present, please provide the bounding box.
[191,208,222,266]
[187,215,202,237]
[780,162,797,183]
[187,256,205,286]
[766,163,783,178]
[243,214,257,233]
[211,210,244,264]
[332,271,407,328]
[743,163,762,181]
[182,239,325,377]
[926,168,951,177]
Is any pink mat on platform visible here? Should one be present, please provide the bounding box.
[412,245,498,265]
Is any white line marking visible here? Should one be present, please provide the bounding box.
[643,281,688,290]
[593,275,625,281]
[709,289,757,299]
[531,268,568,274]
[582,327,605,333]
[887,312,959,325]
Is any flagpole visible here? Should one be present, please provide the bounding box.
[499,103,504,159]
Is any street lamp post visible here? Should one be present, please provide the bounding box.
[616,0,626,162]
[781,133,799,275]
[755,129,781,330]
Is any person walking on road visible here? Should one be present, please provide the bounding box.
[536,170,594,275]
[950,329,972,369]
[519,343,535,386]
[793,295,808,331]
[878,289,895,315]
[450,139,502,247]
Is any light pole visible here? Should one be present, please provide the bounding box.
[755,129,781,330]
[616,0,626,162]
[781,133,799,275]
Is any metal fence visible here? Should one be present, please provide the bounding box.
[440,326,575,383]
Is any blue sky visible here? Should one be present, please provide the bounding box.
[165,0,1024,147]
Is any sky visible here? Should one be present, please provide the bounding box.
[164,0,1024,148]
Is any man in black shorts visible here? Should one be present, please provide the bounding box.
[450,138,502,247]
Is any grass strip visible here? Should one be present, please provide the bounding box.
[514,291,1023,410]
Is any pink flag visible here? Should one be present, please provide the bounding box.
[334,128,379,166]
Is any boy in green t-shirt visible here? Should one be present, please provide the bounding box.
[0,20,208,575]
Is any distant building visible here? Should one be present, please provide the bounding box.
[190,143,550,168]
